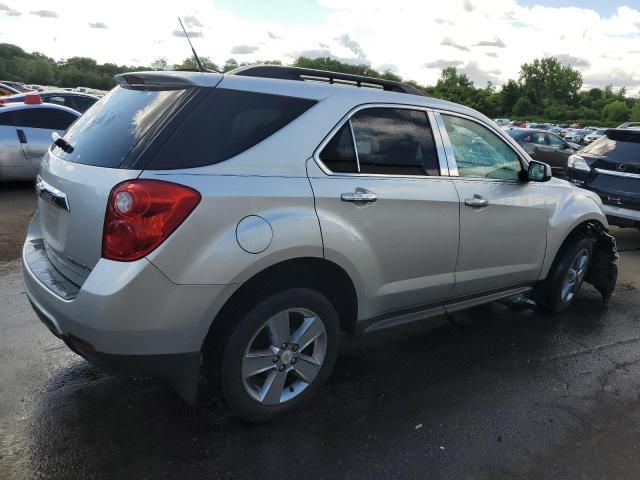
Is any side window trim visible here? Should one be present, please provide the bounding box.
[348,119,361,173]
[431,110,528,182]
[432,111,458,177]
[314,103,449,178]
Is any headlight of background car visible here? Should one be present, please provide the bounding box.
[568,154,591,172]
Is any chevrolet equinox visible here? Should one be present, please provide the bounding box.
[23,66,618,421]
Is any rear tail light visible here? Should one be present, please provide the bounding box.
[102,180,201,261]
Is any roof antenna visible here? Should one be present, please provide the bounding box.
[178,16,205,72]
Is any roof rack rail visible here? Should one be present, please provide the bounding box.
[229,65,423,96]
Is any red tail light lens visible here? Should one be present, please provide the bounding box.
[103,180,201,261]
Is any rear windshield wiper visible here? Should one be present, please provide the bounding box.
[51,132,74,154]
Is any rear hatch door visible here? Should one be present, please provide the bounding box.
[36,80,198,285]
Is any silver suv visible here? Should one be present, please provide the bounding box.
[23,66,618,421]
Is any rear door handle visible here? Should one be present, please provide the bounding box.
[17,129,27,144]
[464,194,489,208]
[341,189,378,203]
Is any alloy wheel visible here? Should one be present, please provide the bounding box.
[241,308,327,405]
[560,248,590,303]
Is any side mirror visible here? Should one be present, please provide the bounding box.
[527,160,552,182]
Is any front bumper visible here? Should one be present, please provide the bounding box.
[22,212,232,370]
[602,204,640,226]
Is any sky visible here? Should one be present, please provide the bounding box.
[1,0,640,93]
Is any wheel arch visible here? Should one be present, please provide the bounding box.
[202,257,359,355]
[541,216,607,278]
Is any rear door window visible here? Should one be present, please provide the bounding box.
[319,107,440,176]
[351,108,440,176]
[53,86,187,167]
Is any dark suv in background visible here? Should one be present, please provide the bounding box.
[567,128,640,231]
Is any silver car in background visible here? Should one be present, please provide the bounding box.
[23,67,618,421]
[0,102,79,181]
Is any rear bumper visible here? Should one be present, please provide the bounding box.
[23,211,233,365]
[29,294,200,381]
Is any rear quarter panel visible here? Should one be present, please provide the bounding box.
[142,172,323,285]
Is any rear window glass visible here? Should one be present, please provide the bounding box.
[581,130,640,161]
[53,86,186,167]
[147,89,316,170]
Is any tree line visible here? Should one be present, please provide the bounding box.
[1,42,638,125]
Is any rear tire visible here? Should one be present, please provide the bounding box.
[535,237,593,313]
[212,288,340,422]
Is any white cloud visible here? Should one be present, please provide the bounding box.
[230,44,259,54]
[0,0,638,93]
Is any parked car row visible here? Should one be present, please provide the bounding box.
[494,118,616,146]
[0,79,108,97]
[0,91,98,113]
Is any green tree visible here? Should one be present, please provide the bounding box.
[519,57,582,113]
[151,58,168,70]
[603,100,631,123]
[500,79,522,115]
[223,58,239,72]
[432,67,476,104]
[630,103,640,122]
[512,96,535,117]
[173,56,219,71]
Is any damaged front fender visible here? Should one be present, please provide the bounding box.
[585,224,618,302]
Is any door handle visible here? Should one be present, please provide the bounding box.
[464,194,489,208]
[341,189,377,203]
[17,129,27,144]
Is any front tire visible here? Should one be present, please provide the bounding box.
[535,237,593,313]
[217,288,340,422]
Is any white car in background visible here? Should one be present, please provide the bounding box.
[0,100,79,181]
[583,128,607,145]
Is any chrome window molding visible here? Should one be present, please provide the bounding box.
[432,111,458,177]
[312,102,451,180]
[348,120,361,173]
[426,110,451,176]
